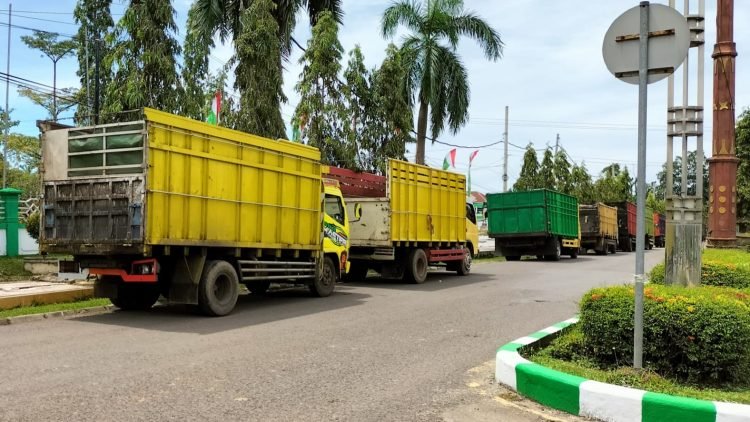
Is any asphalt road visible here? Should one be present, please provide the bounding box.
[0,250,662,422]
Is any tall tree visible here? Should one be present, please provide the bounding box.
[736,109,750,230]
[179,7,212,121]
[17,87,77,121]
[293,11,352,167]
[187,0,343,124]
[513,144,540,191]
[382,0,503,164]
[102,0,181,121]
[570,163,595,204]
[74,0,114,124]
[553,150,572,194]
[368,44,414,173]
[539,148,555,189]
[594,164,633,203]
[20,31,78,121]
[342,46,372,170]
[655,151,708,200]
[234,0,286,138]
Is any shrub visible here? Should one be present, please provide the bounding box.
[24,211,40,241]
[649,249,750,288]
[580,285,750,385]
[543,324,586,362]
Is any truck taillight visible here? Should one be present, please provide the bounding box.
[132,259,158,275]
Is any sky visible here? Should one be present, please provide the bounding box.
[1,0,749,195]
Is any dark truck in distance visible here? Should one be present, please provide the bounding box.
[654,212,666,248]
[487,189,580,261]
[579,203,618,255]
[607,201,654,251]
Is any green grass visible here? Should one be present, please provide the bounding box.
[474,255,505,263]
[0,257,32,280]
[0,298,111,319]
[704,248,750,268]
[528,327,750,404]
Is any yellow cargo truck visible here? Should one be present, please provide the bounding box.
[579,203,618,255]
[326,160,478,284]
[39,109,350,316]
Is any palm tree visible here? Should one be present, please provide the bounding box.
[188,0,342,57]
[382,0,503,165]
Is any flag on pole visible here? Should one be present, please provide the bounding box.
[442,148,457,170]
[207,91,221,125]
[468,150,479,195]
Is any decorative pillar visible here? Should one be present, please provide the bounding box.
[707,0,739,246]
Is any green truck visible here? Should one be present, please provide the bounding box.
[487,189,581,261]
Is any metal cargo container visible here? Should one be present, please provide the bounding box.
[42,108,323,256]
[654,213,666,247]
[487,189,580,261]
[608,201,637,252]
[487,190,579,239]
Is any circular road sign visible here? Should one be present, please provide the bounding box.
[602,3,690,85]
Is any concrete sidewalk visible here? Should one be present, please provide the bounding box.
[0,281,93,310]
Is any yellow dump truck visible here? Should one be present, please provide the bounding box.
[39,109,350,316]
[326,160,478,283]
[579,203,618,255]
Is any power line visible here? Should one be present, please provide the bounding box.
[0,21,75,38]
[10,13,79,26]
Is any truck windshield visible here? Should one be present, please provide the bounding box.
[325,195,345,225]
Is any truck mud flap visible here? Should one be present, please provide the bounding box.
[167,255,206,305]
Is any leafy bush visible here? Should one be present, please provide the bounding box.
[580,285,750,385]
[24,211,40,241]
[649,249,750,288]
[543,324,587,362]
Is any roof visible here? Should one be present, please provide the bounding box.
[470,191,487,203]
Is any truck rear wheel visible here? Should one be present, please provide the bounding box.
[110,281,160,311]
[545,238,561,261]
[406,248,428,284]
[310,256,337,297]
[198,260,239,317]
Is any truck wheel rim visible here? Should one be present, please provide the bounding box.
[464,249,472,270]
[213,274,232,305]
[321,263,334,288]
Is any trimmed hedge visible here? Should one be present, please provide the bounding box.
[580,285,750,385]
[649,249,750,288]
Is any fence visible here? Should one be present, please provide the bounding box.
[0,189,39,256]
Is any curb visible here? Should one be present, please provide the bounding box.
[496,317,750,422]
[0,305,115,326]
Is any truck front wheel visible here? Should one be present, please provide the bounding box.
[448,247,472,276]
[310,256,337,297]
[545,238,562,261]
[198,260,239,316]
[406,248,428,284]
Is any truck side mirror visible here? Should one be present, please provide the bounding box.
[351,203,363,222]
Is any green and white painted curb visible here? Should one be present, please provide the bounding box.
[496,317,750,422]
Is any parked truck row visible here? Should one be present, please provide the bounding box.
[39,109,479,316]
[487,189,666,260]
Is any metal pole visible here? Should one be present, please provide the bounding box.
[695,0,705,199]
[94,38,100,125]
[555,133,560,155]
[3,3,11,189]
[503,105,509,192]
[681,1,689,196]
[634,0,650,370]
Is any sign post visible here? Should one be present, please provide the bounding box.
[602,2,689,369]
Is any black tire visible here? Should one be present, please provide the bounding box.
[569,250,578,259]
[545,238,561,261]
[198,260,239,317]
[455,247,472,276]
[110,282,160,311]
[595,249,606,256]
[405,248,428,284]
[342,262,368,282]
[310,256,337,297]
[506,256,521,261]
[247,281,271,295]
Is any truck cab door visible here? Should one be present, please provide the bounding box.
[323,191,350,274]
[465,203,479,256]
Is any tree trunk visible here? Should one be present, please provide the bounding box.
[416,99,428,165]
[52,60,58,121]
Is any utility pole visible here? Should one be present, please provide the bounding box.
[93,37,101,125]
[555,133,560,155]
[665,0,705,286]
[3,3,11,189]
[707,0,739,247]
[503,106,509,192]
